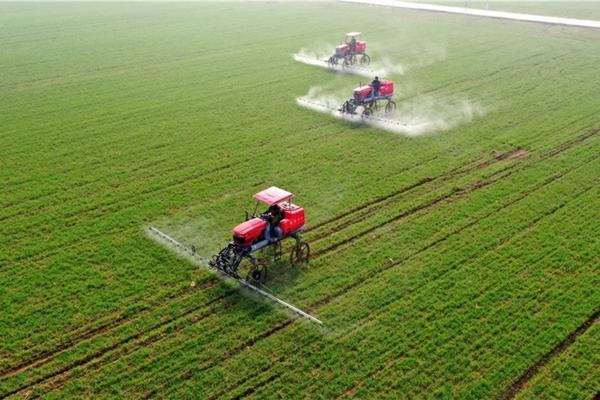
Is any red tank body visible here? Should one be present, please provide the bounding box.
[355,41,366,53]
[353,85,372,101]
[279,203,305,235]
[380,80,394,96]
[336,44,349,57]
[233,218,267,248]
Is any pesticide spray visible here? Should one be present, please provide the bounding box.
[293,49,405,78]
[296,85,484,137]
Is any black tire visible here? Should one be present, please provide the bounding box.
[360,54,370,65]
[341,101,356,115]
[246,262,267,283]
[328,56,338,66]
[362,107,373,117]
[385,100,396,114]
[290,242,310,266]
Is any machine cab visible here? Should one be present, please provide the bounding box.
[233,187,306,248]
[253,187,305,235]
[345,32,366,53]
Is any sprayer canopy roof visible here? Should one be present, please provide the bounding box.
[254,186,293,206]
[346,32,361,37]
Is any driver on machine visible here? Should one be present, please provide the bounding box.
[349,36,357,53]
[371,76,381,98]
[263,204,284,241]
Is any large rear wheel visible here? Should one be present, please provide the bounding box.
[290,242,310,267]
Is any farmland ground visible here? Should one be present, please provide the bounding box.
[1,1,599,399]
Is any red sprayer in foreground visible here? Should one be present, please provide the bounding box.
[209,187,310,283]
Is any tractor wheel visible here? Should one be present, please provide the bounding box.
[328,56,338,66]
[360,54,371,65]
[290,242,310,266]
[362,107,373,117]
[341,101,356,115]
[246,262,267,284]
[385,100,397,114]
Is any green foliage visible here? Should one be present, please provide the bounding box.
[1,1,598,399]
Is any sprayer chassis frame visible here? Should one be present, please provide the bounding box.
[210,230,309,283]
[328,52,371,67]
[340,94,397,116]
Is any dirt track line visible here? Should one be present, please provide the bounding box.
[313,129,597,258]
[139,319,294,400]
[0,290,235,399]
[333,183,596,397]
[308,147,528,244]
[501,308,600,400]
[309,148,597,313]
[0,280,216,379]
[236,372,282,399]
[306,153,489,233]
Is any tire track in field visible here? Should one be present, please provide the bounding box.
[193,356,284,400]
[501,307,600,400]
[306,151,499,234]
[331,185,596,399]
[309,153,597,315]
[0,288,237,399]
[138,320,294,400]
[311,129,598,259]
[336,250,588,399]
[307,149,520,244]
[0,278,217,378]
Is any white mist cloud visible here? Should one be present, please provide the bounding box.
[296,86,485,137]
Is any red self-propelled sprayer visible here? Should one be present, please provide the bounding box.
[209,187,310,283]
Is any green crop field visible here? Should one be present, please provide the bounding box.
[1,1,599,399]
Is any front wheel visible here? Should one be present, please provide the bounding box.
[246,261,267,284]
[362,107,373,117]
[340,101,356,115]
[328,56,338,66]
[290,242,310,266]
[385,100,397,114]
[360,54,370,65]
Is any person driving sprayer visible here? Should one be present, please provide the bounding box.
[349,36,357,53]
[263,204,284,241]
[371,76,381,98]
